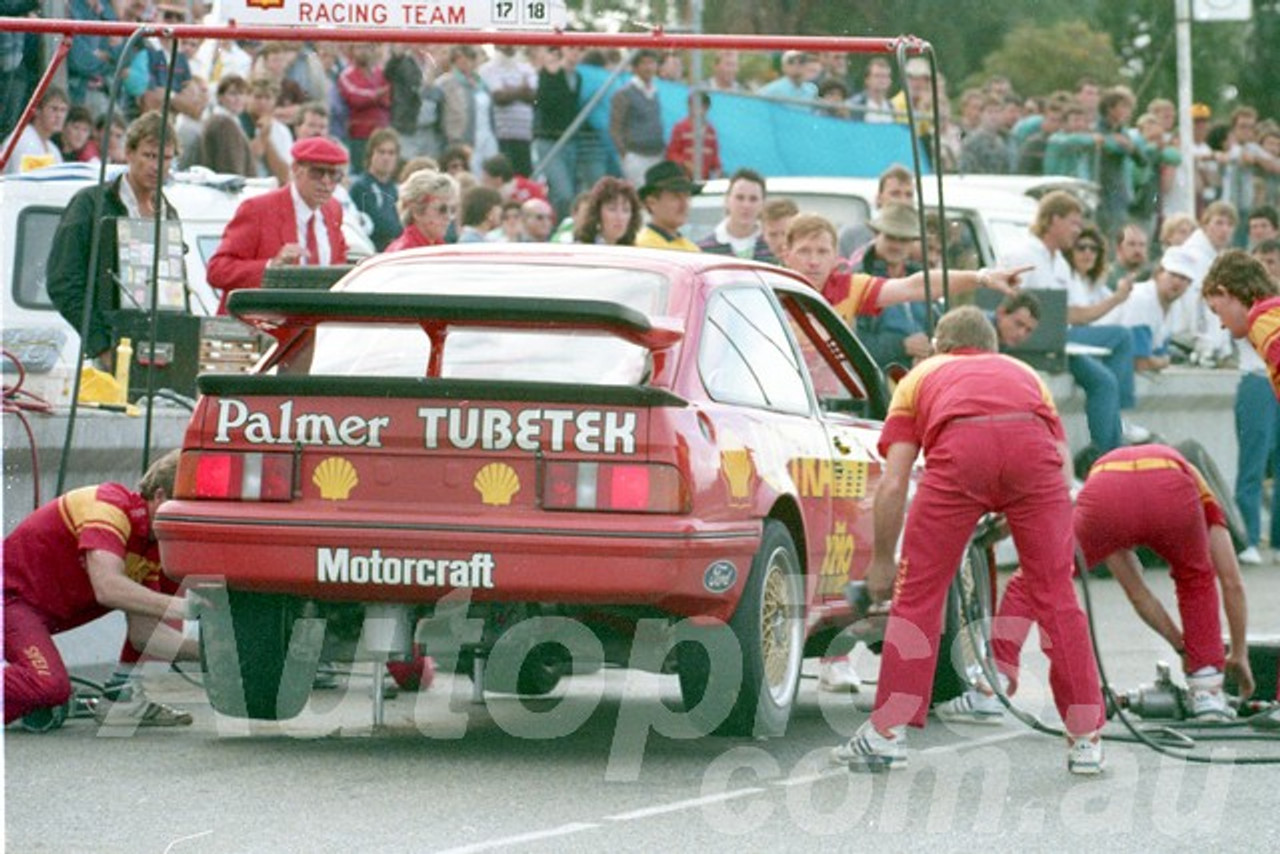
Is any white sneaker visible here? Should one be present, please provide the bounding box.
[92,691,193,727]
[1237,546,1263,566]
[934,689,1004,724]
[818,656,861,693]
[1188,670,1235,721]
[1121,419,1152,444]
[831,721,907,772]
[1067,733,1105,775]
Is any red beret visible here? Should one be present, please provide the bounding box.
[290,136,349,165]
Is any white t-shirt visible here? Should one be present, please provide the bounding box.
[3,126,62,174]
[1067,271,1124,326]
[1116,279,1171,357]
[1170,227,1231,357]
[254,118,294,179]
[998,233,1073,291]
[712,220,763,259]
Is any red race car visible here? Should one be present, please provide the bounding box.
[156,244,993,734]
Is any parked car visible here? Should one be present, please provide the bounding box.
[0,163,375,402]
[155,243,995,735]
[688,174,1097,272]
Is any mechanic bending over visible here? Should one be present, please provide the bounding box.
[1203,249,1280,730]
[951,444,1253,726]
[780,214,1031,326]
[831,306,1106,775]
[4,450,199,727]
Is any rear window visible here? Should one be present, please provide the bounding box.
[337,261,671,315]
[298,262,671,383]
[308,324,651,384]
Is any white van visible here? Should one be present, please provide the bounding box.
[1,163,374,403]
[687,173,1098,270]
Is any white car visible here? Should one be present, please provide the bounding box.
[688,173,1098,270]
[0,163,374,402]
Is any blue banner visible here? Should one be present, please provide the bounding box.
[578,65,930,179]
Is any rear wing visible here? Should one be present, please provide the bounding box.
[227,290,684,351]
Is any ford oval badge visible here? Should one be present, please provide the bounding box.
[703,561,738,593]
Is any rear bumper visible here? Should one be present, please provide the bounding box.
[156,508,761,622]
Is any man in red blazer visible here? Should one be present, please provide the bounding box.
[207,136,349,314]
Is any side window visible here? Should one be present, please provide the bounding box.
[14,206,62,309]
[775,287,888,420]
[698,287,810,415]
[924,211,981,271]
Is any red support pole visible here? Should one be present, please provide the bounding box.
[0,34,72,173]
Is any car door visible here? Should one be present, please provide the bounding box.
[765,278,889,613]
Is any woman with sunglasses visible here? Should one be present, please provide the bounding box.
[386,169,460,252]
[1063,222,1145,451]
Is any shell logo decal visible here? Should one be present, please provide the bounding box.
[313,457,359,501]
[720,449,755,506]
[475,462,521,506]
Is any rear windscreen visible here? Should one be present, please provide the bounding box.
[300,263,671,383]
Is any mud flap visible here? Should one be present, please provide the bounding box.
[196,582,325,720]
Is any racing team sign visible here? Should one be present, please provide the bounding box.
[217,0,567,28]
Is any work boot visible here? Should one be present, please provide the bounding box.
[818,656,861,693]
[831,720,907,772]
[1188,670,1235,722]
[93,688,193,727]
[1067,732,1105,775]
[934,689,1004,724]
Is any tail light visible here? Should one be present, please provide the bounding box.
[542,461,689,513]
[175,451,295,501]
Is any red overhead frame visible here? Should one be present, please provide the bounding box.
[0,18,928,54]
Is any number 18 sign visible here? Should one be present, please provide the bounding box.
[218,0,567,29]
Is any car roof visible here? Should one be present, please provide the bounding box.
[695,174,1041,218]
[345,241,809,281]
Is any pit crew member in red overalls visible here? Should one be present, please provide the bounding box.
[782,213,1032,692]
[975,445,1253,724]
[1203,248,1280,730]
[830,306,1106,774]
[781,213,1031,325]
[3,450,199,726]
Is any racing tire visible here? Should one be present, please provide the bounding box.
[678,520,805,738]
[931,541,994,704]
[204,589,298,720]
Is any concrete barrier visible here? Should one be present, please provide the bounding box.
[1045,365,1241,489]
[3,407,190,535]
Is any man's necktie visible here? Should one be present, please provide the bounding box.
[306,213,320,266]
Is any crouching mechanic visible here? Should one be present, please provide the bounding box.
[830,307,1106,774]
[4,450,199,727]
[957,444,1253,726]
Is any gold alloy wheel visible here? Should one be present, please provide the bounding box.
[760,546,802,702]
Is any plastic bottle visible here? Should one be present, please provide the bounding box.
[114,337,132,404]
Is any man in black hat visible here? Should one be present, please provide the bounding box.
[635,159,703,252]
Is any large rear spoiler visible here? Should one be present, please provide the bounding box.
[227,290,684,351]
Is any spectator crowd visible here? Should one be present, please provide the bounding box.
[6,7,1280,571]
